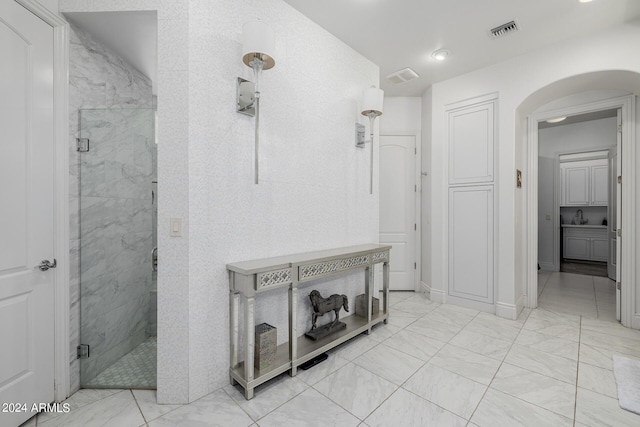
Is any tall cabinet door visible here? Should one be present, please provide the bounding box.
[448,186,494,303]
[446,95,496,307]
[448,102,494,185]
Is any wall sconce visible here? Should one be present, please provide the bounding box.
[238,20,276,184]
[356,86,384,194]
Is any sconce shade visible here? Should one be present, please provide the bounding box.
[361,87,384,117]
[242,21,276,70]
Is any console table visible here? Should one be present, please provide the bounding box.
[227,244,391,399]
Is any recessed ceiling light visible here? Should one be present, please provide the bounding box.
[546,116,567,123]
[431,49,450,61]
[578,0,594,3]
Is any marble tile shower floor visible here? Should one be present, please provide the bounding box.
[21,293,640,427]
[83,336,157,389]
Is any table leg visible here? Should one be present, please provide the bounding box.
[383,261,389,323]
[365,266,374,333]
[289,285,298,377]
[243,294,255,388]
[229,291,240,384]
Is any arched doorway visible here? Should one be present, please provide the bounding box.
[516,70,639,328]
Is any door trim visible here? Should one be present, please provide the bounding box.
[526,95,636,328]
[381,131,421,291]
[15,0,70,401]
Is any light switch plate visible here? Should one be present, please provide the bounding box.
[170,218,182,237]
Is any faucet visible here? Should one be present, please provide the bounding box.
[576,209,584,225]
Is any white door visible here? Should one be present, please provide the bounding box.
[608,145,617,282]
[379,135,416,291]
[614,109,622,320]
[0,2,55,426]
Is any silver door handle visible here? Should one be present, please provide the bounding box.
[37,259,57,271]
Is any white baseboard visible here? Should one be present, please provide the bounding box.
[419,281,430,294]
[538,262,556,271]
[429,287,446,304]
[495,300,519,320]
[632,313,640,331]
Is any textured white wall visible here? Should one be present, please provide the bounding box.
[61,0,378,404]
[187,0,379,401]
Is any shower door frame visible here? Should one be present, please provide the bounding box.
[15,0,71,402]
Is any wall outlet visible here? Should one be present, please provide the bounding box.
[545,214,552,221]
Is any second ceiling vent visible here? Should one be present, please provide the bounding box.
[489,20,519,39]
[386,67,420,84]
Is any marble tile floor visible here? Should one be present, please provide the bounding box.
[538,270,617,321]
[83,336,157,389]
[20,292,640,427]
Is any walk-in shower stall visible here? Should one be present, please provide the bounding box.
[78,108,157,388]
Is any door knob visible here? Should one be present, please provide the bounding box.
[37,259,57,271]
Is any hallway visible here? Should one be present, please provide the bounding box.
[538,271,617,322]
[21,292,640,427]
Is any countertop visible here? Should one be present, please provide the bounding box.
[561,224,607,229]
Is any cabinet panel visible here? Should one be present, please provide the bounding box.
[591,165,608,206]
[448,102,495,185]
[564,236,590,260]
[591,238,608,262]
[448,186,493,303]
[564,166,589,206]
[560,159,609,207]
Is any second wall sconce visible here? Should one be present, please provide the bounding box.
[356,86,384,194]
[238,20,276,184]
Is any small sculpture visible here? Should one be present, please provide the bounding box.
[305,290,349,340]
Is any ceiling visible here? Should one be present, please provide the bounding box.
[64,11,157,94]
[62,1,640,98]
[538,109,618,129]
[283,0,640,96]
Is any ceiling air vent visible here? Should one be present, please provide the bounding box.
[489,20,519,39]
[386,67,419,84]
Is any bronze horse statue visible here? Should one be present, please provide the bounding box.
[309,290,349,330]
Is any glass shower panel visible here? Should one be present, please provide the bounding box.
[79,108,157,389]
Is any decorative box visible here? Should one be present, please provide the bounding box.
[254,323,277,370]
[355,294,379,317]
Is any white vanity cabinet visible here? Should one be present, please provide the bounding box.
[560,159,608,206]
[563,226,608,262]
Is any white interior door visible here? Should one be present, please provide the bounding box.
[614,109,622,321]
[379,135,416,291]
[0,2,55,425]
[608,146,617,282]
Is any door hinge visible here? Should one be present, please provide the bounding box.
[617,229,622,237]
[414,223,417,231]
[414,262,417,269]
[618,125,622,133]
[617,282,621,290]
[415,147,417,155]
[618,175,622,184]
[76,138,90,152]
[77,344,90,359]
[415,185,417,192]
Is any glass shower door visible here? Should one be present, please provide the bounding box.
[78,108,157,388]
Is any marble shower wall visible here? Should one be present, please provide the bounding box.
[79,109,156,383]
[67,21,154,393]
